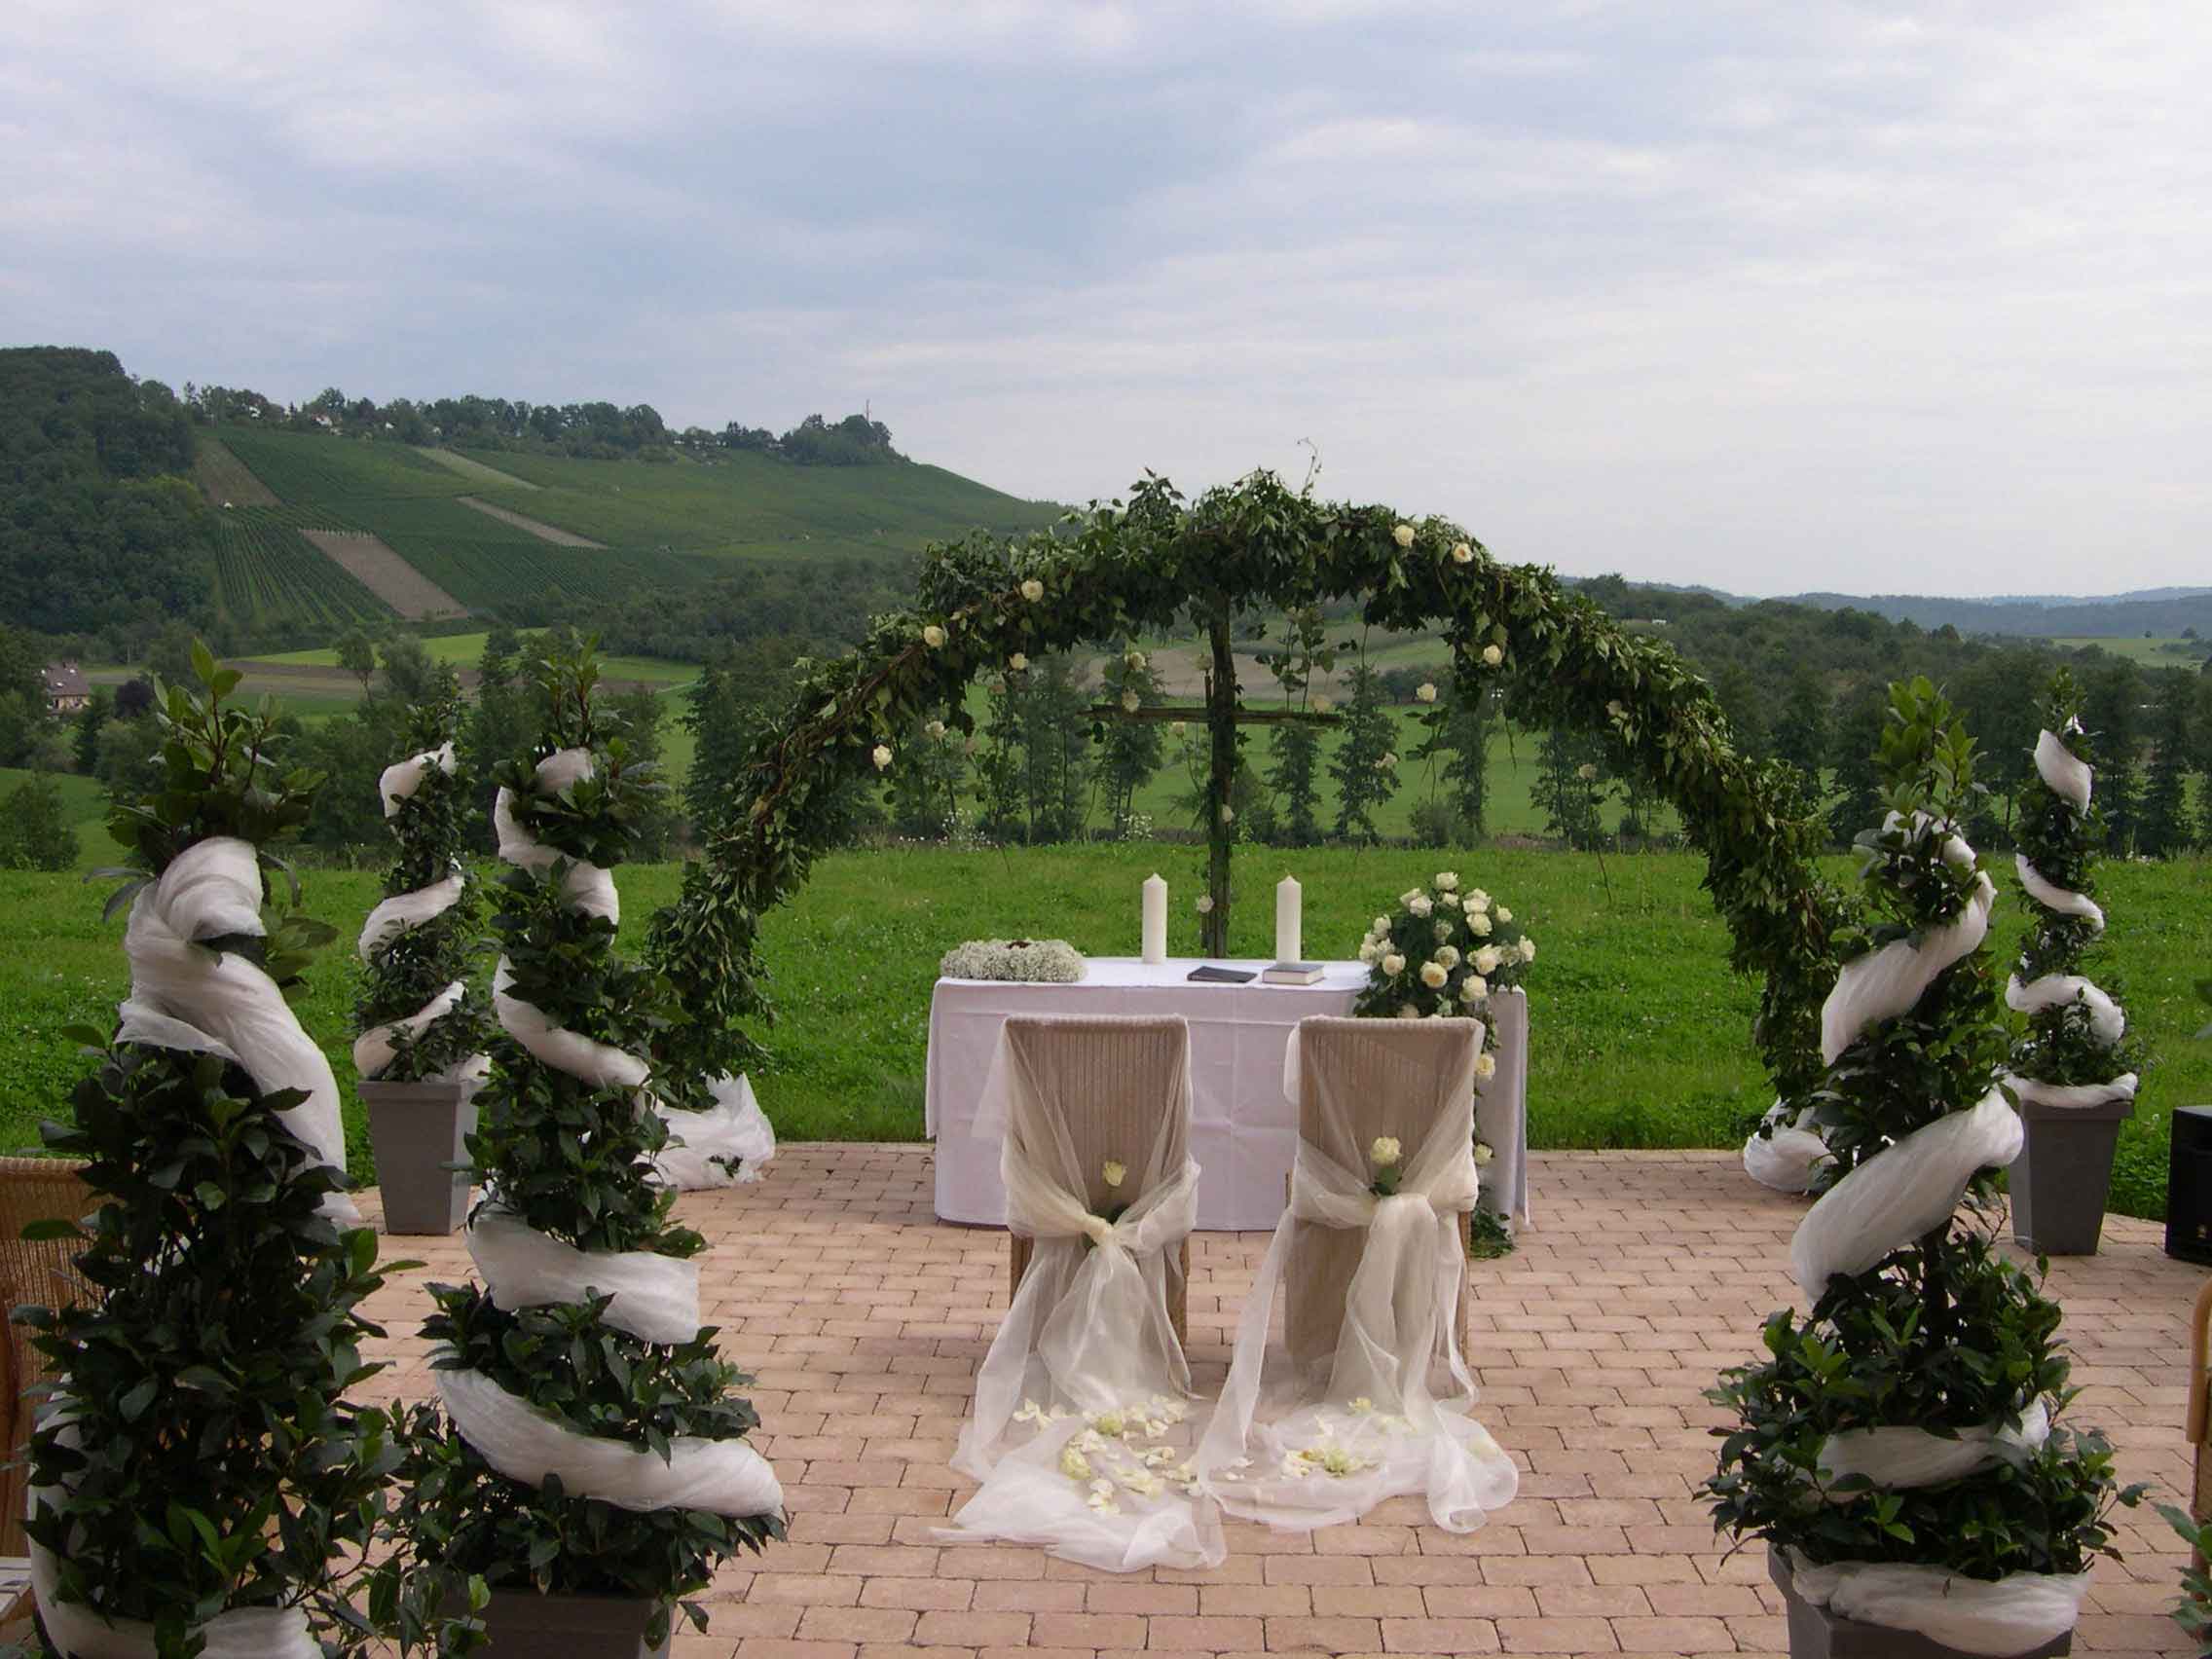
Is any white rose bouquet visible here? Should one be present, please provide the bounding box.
[1351,873,1534,1051]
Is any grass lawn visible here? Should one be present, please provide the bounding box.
[258,633,700,687]
[2,845,2202,1221]
[2048,635,2210,669]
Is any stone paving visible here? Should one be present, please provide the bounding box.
[355,1146,2208,1658]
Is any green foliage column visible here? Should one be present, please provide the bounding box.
[354,693,488,1084]
[2006,670,2140,1113]
[22,651,397,1657]
[386,641,782,1650]
[1707,680,2137,1649]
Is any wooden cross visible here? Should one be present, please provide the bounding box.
[1090,594,1340,958]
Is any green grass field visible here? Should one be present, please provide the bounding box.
[2048,635,2210,669]
[2,846,2201,1221]
[260,633,698,686]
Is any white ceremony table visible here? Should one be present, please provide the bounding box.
[925,958,1530,1232]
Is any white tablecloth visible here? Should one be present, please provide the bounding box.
[926,958,1529,1232]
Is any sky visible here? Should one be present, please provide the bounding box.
[4,0,2209,599]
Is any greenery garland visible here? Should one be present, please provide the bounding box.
[646,469,1846,1111]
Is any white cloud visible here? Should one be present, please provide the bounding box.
[2,0,2208,595]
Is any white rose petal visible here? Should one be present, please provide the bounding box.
[1382,953,1406,977]
[1392,523,1416,548]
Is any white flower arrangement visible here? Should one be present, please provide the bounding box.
[1353,877,1535,1055]
[939,938,1088,982]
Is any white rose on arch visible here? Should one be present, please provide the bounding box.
[1451,541,1474,565]
[925,719,947,740]
[1020,577,1045,602]
[1416,682,1437,703]
[1009,652,1029,671]
[1481,644,1503,667]
[871,744,894,770]
[1391,523,1416,548]
[1122,690,1141,713]
[922,624,946,648]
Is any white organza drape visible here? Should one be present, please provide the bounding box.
[941,1015,1221,1570]
[1195,1016,1518,1533]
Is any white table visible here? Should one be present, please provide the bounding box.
[925,958,1529,1232]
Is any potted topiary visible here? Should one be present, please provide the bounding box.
[15,644,402,1655]
[369,639,783,1658]
[1706,679,2141,1658]
[355,692,492,1234]
[2003,669,2142,1256]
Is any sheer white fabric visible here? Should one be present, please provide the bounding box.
[650,1072,778,1189]
[119,836,355,1220]
[1788,1553,2089,1657]
[1196,1016,1517,1535]
[1815,1398,2048,1494]
[467,1206,703,1345]
[941,1015,1221,1571]
[1744,1098,1831,1194]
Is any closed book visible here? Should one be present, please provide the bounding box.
[1263,961,1325,984]
[1186,964,1258,984]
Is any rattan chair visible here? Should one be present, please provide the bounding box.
[1283,1018,1476,1369]
[999,1015,1192,1347]
[0,1156,92,1559]
[2189,1276,2212,1529]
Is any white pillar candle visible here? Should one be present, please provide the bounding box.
[1275,873,1302,964]
[1142,873,1168,964]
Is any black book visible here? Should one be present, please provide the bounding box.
[1186,964,1258,984]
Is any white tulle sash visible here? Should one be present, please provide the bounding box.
[467,1206,703,1345]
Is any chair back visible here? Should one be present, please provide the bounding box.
[1285,1016,1481,1366]
[999,1015,1191,1215]
[0,1156,92,1558]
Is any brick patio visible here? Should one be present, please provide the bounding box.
[354,1147,2208,1658]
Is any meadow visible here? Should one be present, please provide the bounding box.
[2,844,2202,1221]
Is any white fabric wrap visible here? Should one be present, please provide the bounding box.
[494,957,648,1091]
[357,869,466,966]
[468,1206,702,1346]
[1788,1554,2090,1657]
[1790,1089,2020,1298]
[352,977,466,1082]
[941,1016,1221,1571]
[2007,1072,2139,1110]
[1195,1019,1517,1537]
[379,740,456,817]
[649,1073,778,1190]
[1744,1098,1830,1194]
[1822,840,1993,1065]
[2034,727,2092,808]
[2007,973,2124,1046]
[30,1422,317,1658]
[495,749,618,924]
[2014,854,2104,935]
[435,1364,783,1518]
[1816,1398,2049,1494]
[117,837,350,1196]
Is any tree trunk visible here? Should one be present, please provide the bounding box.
[1204,598,1235,958]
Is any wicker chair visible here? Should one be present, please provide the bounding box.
[1000,1015,1193,1347]
[2190,1276,2212,1530]
[0,1157,92,1560]
[1283,1017,1477,1369]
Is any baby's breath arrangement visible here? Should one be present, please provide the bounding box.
[939,937,1087,982]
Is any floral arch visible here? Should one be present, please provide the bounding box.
[645,470,1847,1108]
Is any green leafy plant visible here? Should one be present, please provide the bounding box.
[1705,679,2141,1609]
[372,639,781,1651]
[356,691,489,1084]
[15,646,403,1658]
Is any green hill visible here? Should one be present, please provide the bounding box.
[201,424,1059,635]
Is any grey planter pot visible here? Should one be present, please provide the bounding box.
[1768,1551,2070,1658]
[2009,1093,2135,1257]
[479,1588,670,1658]
[358,1076,479,1235]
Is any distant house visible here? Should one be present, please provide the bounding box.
[42,661,91,714]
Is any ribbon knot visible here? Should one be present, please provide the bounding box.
[1083,1214,1119,1249]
